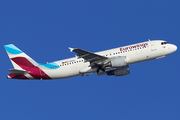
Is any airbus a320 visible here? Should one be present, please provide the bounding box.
[4,40,177,80]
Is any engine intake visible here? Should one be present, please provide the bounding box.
[107,65,130,76]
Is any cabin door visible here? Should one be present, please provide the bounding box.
[150,41,157,51]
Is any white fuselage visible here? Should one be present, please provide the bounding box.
[38,40,177,79]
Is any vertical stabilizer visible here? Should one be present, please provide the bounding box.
[4,44,38,70]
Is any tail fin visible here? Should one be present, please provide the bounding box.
[4,44,38,70]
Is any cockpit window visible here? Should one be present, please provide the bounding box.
[161,42,168,45]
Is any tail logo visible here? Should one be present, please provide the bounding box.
[4,44,51,79]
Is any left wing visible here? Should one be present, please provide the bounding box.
[69,47,109,67]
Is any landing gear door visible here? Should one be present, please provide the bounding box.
[150,41,157,51]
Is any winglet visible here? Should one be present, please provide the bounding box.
[68,47,74,52]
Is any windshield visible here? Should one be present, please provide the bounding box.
[161,42,168,45]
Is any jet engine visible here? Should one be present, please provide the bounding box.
[104,56,129,68]
[106,65,130,76]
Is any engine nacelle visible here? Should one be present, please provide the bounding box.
[107,65,130,76]
[104,56,129,68]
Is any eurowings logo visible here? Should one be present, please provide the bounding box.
[120,43,148,51]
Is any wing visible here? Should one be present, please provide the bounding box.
[69,47,109,66]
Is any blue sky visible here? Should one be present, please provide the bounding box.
[0,0,180,119]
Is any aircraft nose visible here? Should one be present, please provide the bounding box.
[173,44,177,52]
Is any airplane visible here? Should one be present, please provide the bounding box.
[4,40,177,80]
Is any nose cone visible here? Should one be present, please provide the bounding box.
[172,45,177,52]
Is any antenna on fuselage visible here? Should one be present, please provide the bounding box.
[148,39,150,41]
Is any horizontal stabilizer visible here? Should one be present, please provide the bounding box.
[8,69,29,75]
